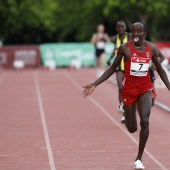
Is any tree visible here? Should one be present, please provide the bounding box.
[0,0,170,44]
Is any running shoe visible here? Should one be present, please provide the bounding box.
[134,160,145,169]
[117,102,124,114]
[121,115,125,123]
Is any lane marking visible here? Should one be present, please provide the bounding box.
[155,101,170,112]
[64,70,168,170]
[34,73,56,170]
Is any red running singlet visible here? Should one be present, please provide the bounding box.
[121,41,156,105]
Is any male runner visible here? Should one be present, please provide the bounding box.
[107,20,131,123]
[82,22,170,169]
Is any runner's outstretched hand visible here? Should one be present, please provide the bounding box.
[82,84,95,98]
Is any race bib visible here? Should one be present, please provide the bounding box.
[130,57,150,76]
[96,42,105,49]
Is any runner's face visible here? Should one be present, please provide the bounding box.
[131,24,146,44]
[116,23,126,35]
[97,25,104,33]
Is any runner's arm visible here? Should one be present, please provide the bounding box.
[150,43,165,63]
[82,44,125,98]
[94,44,125,86]
[152,46,170,91]
[105,33,111,42]
[107,36,116,65]
[90,34,97,44]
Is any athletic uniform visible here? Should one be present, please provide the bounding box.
[115,32,131,72]
[95,35,107,57]
[121,41,156,105]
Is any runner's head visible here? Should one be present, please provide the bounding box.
[97,24,105,33]
[131,22,146,44]
[116,21,126,36]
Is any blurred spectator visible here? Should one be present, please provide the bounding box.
[90,24,110,77]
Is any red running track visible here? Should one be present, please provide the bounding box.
[0,68,170,170]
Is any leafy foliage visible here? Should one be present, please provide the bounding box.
[0,0,170,44]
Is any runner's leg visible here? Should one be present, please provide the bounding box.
[116,71,124,103]
[136,90,152,161]
[124,103,137,133]
[116,71,125,123]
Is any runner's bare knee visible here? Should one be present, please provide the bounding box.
[126,124,137,133]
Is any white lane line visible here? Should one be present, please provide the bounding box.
[34,73,56,170]
[155,101,170,112]
[64,70,168,170]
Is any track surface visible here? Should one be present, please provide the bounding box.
[0,68,170,170]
